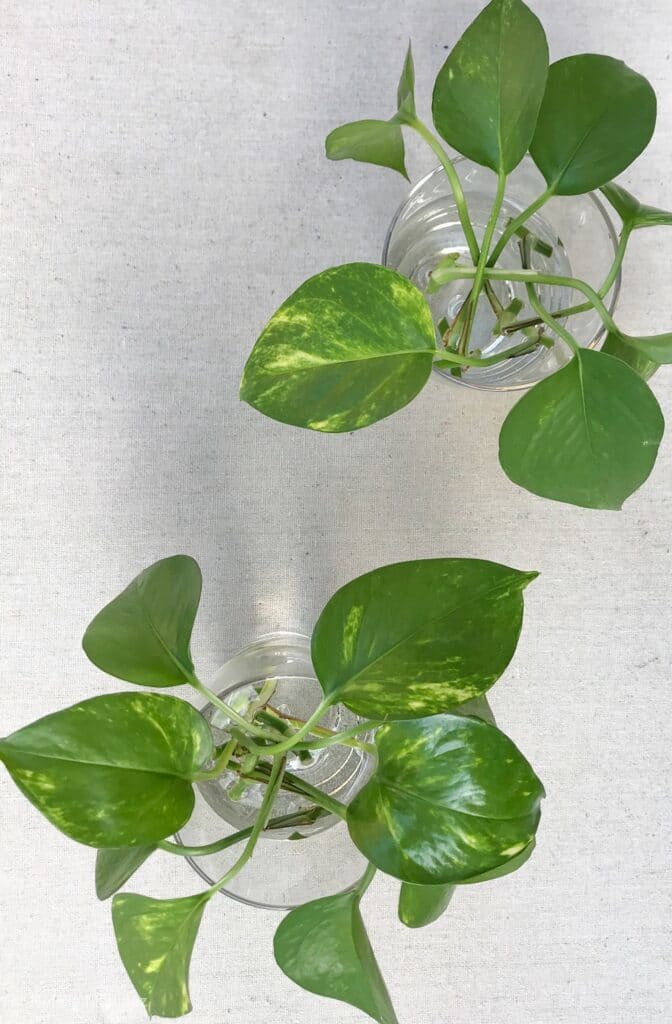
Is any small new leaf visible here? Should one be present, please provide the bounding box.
[112,891,209,1018]
[604,328,672,366]
[274,890,398,1024]
[96,845,156,901]
[398,882,455,929]
[602,331,659,381]
[326,120,408,179]
[312,558,536,719]
[240,263,436,433]
[531,55,656,195]
[396,43,415,121]
[0,692,213,846]
[499,348,664,509]
[432,0,549,173]
[82,555,202,687]
[347,714,544,884]
[601,181,672,231]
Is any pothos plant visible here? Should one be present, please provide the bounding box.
[240,0,671,511]
[0,554,544,1023]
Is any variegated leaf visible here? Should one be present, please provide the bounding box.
[347,714,544,884]
[398,882,455,929]
[0,692,213,847]
[82,555,202,687]
[311,558,537,718]
[112,891,209,1018]
[240,264,436,433]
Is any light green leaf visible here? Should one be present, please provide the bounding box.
[347,714,544,884]
[240,264,436,433]
[604,328,672,366]
[602,331,659,381]
[311,558,536,718]
[432,0,548,173]
[530,55,656,195]
[82,555,202,687]
[601,181,672,230]
[396,43,415,120]
[398,882,455,929]
[0,692,213,846]
[113,891,209,1018]
[274,889,398,1024]
[499,348,664,509]
[96,845,156,900]
[325,120,408,179]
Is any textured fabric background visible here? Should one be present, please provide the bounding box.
[1,1,671,1021]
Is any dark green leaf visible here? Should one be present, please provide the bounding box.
[325,120,407,179]
[113,891,209,1018]
[432,0,548,173]
[456,837,536,883]
[530,55,656,195]
[398,882,455,929]
[0,692,213,846]
[96,845,156,900]
[602,331,659,381]
[312,558,536,718]
[347,715,543,884]
[82,555,202,687]
[240,264,436,433]
[274,890,398,1024]
[601,181,672,230]
[499,348,664,509]
[396,43,415,120]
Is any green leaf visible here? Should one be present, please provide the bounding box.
[398,882,455,929]
[311,558,536,719]
[112,891,209,1018]
[274,890,398,1024]
[602,331,659,381]
[325,120,408,179]
[601,181,672,230]
[396,43,415,120]
[432,0,548,173]
[82,555,202,687]
[0,692,213,846]
[604,328,672,366]
[96,845,156,900]
[530,55,657,195]
[240,264,436,433]
[499,348,664,509]
[456,837,536,883]
[347,714,543,884]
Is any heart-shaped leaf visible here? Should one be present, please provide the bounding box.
[96,845,156,900]
[240,264,436,433]
[432,0,548,173]
[325,120,408,179]
[602,331,658,381]
[113,891,209,1018]
[530,55,656,195]
[601,181,672,230]
[274,889,398,1024]
[499,348,664,509]
[311,558,536,719]
[0,692,213,846]
[398,882,455,929]
[347,714,543,884]
[82,555,202,687]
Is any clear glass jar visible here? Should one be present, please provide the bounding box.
[383,156,621,391]
[175,632,374,910]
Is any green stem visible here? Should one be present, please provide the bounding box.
[487,186,554,268]
[294,722,378,755]
[408,118,480,264]
[157,806,326,857]
[434,334,545,368]
[192,737,238,781]
[503,226,631,335]
[458,168,507,354]
[250,696,336,756]
[435,264,620,336]
[207,756,286,896]
[247,762,348,820]
[191,680,285,743]
[354,861,377,897]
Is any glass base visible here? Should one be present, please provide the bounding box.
[176,632,374,909]
[383,157,620,391]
